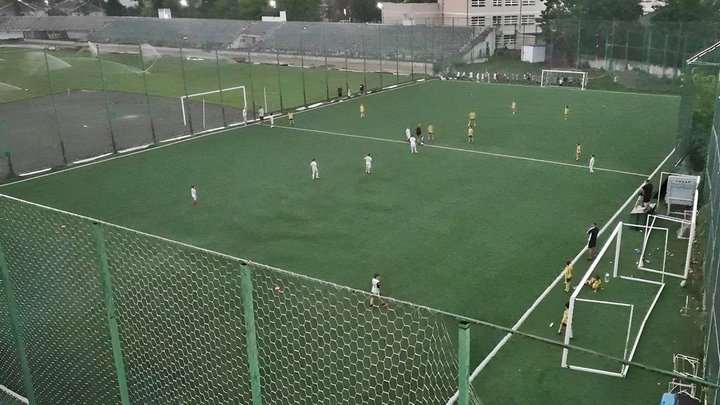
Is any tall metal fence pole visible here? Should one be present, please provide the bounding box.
[276,50,284,112]
[179,47,195,133]
[323,27,330,101]
[0,248,37,405]
[575,20,582,69]
[43,49,67,165]
[458,321,470,405]
[96,45,118,152]
[214,49,227,127]
[378,26,383,89]
[137,45,157,145]
[92,224,130,405]
[240,263,263,405]
[246,49,257,119]
[300,28,307,106]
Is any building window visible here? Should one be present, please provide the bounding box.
[492,15,502,25]
[521,15,536,25]
[504,34,517,47]
[504,15,518,25]
[521,0,535,5]
[471,0,486,7]
[470,16,486,26]
[505,0,519,5]
[492,0,502,6]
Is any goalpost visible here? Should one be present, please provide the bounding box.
[180,86,247,130]
[561,222,666,377]
[541,69,588,90]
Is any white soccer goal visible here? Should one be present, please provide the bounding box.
[541,69,588,90]
[561,222,665,377]
[180,86,247,130]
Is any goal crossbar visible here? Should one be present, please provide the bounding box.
[180,85,247,126]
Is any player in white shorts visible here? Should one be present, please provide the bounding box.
[190,185,198,208]
[370,273,386,307]
[310,159,319,179]
[409,135,418,154]
[405,128,411,142]
[364,153,372,174]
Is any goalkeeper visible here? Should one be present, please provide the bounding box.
[586,275,603,292]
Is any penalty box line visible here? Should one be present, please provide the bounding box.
[276,125,648,178]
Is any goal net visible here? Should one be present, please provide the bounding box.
[541,70,588,90]
[181,86,247,133]
[561,222,665,377]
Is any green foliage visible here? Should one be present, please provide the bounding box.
[104,0,127,16]
[278,0,321,21]
[541,0,642,27]
[652,0,720,22]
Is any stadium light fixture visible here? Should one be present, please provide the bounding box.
[376,2,382,9]
[269,0,276,8]
[179,0,188,7]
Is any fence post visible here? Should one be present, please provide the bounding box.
[458,321,470,405]
[179,47,195,133]
[0,249,36,405]
[246,49,257,119]
[43,49,67,165]
[276,50,284,111]
[92,223,130,405]
[575,20,582,69]
[240,263,263,405]
[137,45,157,145]
[213,49,227,128]
[96,45,118,152]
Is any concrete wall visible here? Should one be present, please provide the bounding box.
[381,3,441,25]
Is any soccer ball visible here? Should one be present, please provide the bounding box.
[420,142,424,145]
[680,280,687,288]
[274,285,282,293]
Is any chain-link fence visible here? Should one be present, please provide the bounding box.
[0,194,488,405]
[702,70,720,404]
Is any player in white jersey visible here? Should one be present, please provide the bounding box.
[405,128,411,142]
[364,153,372,174]
[242,107,248,125]
[588,154,595,173]
[310,159,319,180]
[370,273,387,307]
[190,185,198,208]
[409,135,418,154]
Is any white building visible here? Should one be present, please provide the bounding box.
[380,0,545,49]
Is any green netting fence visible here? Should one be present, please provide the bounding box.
[0,194,484,405]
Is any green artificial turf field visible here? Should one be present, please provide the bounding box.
[0,79,697,404]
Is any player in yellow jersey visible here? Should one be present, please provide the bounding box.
[563,260,573,292]
[468,110,476,128]
[564,105,570,120]
[586,275,603,292]
[575,143,582,161]
[467,126,474,143]
[427,123,434,141]
[557,302,572,337]
[288,111,294,126]
[511,100,517,115]
[360,103,365,118]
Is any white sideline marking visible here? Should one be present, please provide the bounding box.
[118,144,151,154]
[308,102,324,109]
[18,168,51,177]
[276,125,648,178]
[0,385,28,404]
[0,80,424,189]
[444,147,676,405]
[72,152,113,165]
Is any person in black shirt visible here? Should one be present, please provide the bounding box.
[640,179,653,211]
[587,223,599,260]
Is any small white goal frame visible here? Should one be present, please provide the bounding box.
[541,69,588,90]
[180,85,247,128]
[564,298,634,377]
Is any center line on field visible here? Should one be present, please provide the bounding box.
[276,125,649,178]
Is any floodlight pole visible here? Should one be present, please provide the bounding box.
[276,50,284,111]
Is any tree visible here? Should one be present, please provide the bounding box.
[652,0,720,22]
[104,0,127,16]
[540,0,642,23]
[278,0,321,21]
[238,0,265,20]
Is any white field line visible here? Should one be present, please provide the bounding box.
[0,80,425,188]
[445,147,675,405]
[452,78,681,98]
[276,125,648,178]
